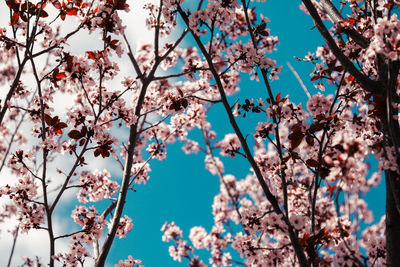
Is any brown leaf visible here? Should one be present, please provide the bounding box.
[68,130,82,140]
[305,135,314,146]
[306,159,319,168]
[44,114,53,125]
[289,132,304,149]
[309,122,324,133]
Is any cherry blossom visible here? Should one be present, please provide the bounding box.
[0,0,398,266]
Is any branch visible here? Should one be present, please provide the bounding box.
[177,5,310,267]
[6,226,19,267]
[0,58,28,126]
[319,0,369,48]
[201,126,249,235]
[95,31,165,264]
[302,0,382,94]
[95,82,148,267]
[239,0,290,218]
[29,52,56,267]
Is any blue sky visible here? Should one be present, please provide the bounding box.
[104,1,386,266]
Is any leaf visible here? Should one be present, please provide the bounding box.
[327,185,336,196]
[258,22,266,31]
[65,8,78,16]
[38,9,49,18]
[177,87,184,97]
[52,1,61,9]
[87,51,97,60]
[310,75,320,81]
[11,12,20,25]
[81,126,87,136]
[44,114,53,125]
[334,66,344,72]
[16,150,23,161]
[55,72,66,80]
[347,75,354,82]
[68,130,82,140]
[305,135,314,146]
[319,167,330,179]
[109,39,119,50]
[181,98,188,109]
[79,138,86,146]
[56,122,68,129]
[309,122,324,133]
[51,116,60,125]
[306,159,319,168]
[113,0,126,10]
[288,130,304,149]
[290,134,304,149]
[276,92,281,103]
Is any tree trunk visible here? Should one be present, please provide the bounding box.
[386,172,400,266]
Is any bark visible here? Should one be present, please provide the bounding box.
[319,0,369,48]
[386,173,400,266]
[383,61,400,266]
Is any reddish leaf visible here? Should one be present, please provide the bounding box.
[309,122,324,133]
[65,8,78,16]
[310,75,320,81]
[55,72,66,79]
[327,185,337,196]
[306,159,319,168]
[56,122,68,129]
[347,75,354,82]
[81,126,87,136]
[114,0,126,10]
[38,9,49,17]
[305,135,314,146]
[319,167,330,179]
[79,156,87,166]
[68,130,82,140]
[177,87,184,97]
[276,92,281,103]
[44,114,53,125]
[288,130,304,149]
[79,138,86,146]
[258,22,266,31]
[6,0,19,11]
[299,233,309,247]
[16,150,23,161]
[51,116,60,125]
[290,135,304,149]
[11,12,20,25]
[87,51,101,60]
[109,39,119,50]
[65,54,74,72]
[87,51,97,60]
